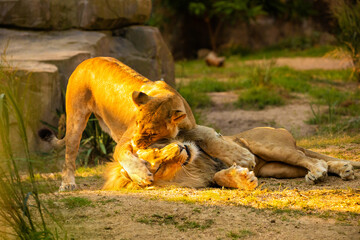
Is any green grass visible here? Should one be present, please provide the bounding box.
[136,213,214,231]
[235,87,285,110]
[60,197,93,209]
[239,45,337,60]
[176,45,359,135]
[178,87,211,109]
[178,77,246,93]
[227,229,253,239]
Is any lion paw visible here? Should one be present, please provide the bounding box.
[59,183,77,192]
[121,158,154,187]
[328,161,355,180]
[305,160,328,184]
[128,168,154,187]
[214,165,258,190]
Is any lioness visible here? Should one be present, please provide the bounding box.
[39,57,254,191]
[104,126,359,190]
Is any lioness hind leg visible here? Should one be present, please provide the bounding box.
[244,140,328,183]
[213,165,258,190]
[256,162,307,179]
[61,111,91,191]
[327,161,355,180]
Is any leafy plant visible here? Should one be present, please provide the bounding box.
[187,0,264,51]
[41,93,116,166]
[79,114,116,166]
[330,0,360,81]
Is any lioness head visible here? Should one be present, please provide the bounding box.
[131,91,187,149]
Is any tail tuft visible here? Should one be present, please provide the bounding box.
[38,128,54,142]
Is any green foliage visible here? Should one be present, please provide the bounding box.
[43,95,116,167]
[330,0,360,81]
[213,0,264,22]
[235,87,284,110]
[188,2,206,16]
[256,0,317,20]
[307,88,360,134]
[186,0,264,51]
[79,114,116,166]
[0,59,65,239]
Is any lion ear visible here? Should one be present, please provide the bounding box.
[132,91,151,107]
[171,110,187,124]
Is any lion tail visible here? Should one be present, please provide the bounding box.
[38,128,65,150]
[300,147,360,169]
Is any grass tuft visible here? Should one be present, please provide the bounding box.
[60,197,93,209]
[235,87,285,110]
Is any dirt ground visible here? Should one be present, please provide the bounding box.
[27,57,360,240]
[48,171,360,240]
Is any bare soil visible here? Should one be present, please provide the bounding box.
[48,172,360,240]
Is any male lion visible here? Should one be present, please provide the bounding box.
[39,57,254,191]
[104,126,359,190]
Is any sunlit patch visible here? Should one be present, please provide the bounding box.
[117,187,360,215]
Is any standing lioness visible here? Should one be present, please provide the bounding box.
[40,57,254,191]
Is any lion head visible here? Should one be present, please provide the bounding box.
[131,91,187,149]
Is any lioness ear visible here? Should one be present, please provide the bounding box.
[171,110,187,124]
[132,91,151,106]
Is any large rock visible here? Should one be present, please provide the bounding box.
[111,26,175,85]
[0,26,174,152]
[0,0,151,30]
[0,61,61,153]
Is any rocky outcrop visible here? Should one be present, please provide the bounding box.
[0,0,152,30]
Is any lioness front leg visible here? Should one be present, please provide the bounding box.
[114,143,154,186]
[180,125,256,169]
[214,165,258,190]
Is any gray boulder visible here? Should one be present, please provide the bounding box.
[111,26,175,86]
[0,0,151,30]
